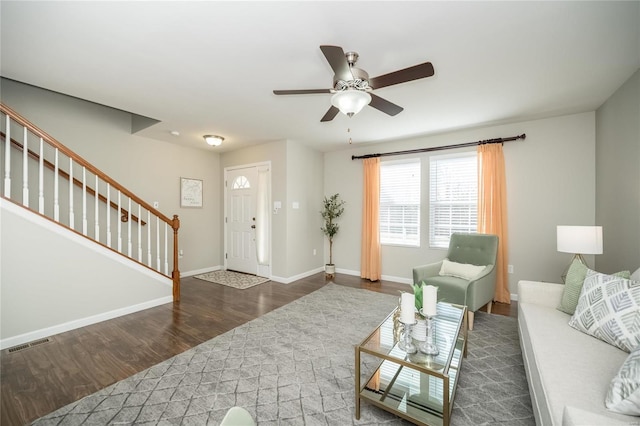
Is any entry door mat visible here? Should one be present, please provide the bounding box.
[194,270,270,289]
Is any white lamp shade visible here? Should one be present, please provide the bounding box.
[557,226,603,254]
[331,90,371,117]
[204,135,224,146]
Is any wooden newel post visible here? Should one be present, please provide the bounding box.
[172,214,181,302]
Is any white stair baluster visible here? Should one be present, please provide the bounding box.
[147,211,152,267]
[69,158,74,229]
[164,222,169,275]
[22,127,28,207]
[137,204,142,261]
[127,197,132,256]
[82,167,87,235]
[3,114,10,198]
[38,137,44,214]
[94,175,99,242]
[156,216,161,272]
[106,183,111,247]
[117,190,122,252]
[54,148,59,221]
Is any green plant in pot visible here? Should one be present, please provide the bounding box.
[320,193,345,277]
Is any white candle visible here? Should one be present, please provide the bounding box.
[400,292,415,323]
[423,285,438,317]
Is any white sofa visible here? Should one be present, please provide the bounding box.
[517,280,637,426]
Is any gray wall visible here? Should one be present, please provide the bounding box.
[1,79,222,274]
[595,68,640,273]
[286,141,324,277]
[1,200,171,347]
[324,112,597,295]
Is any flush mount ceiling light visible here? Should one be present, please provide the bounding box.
[203,135,224,146]
[330,89,372,117]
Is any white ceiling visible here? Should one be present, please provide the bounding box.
[1,1,639,153]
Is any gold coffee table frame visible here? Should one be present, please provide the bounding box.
[355,303,467,426]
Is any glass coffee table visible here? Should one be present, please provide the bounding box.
[355,302,467,426]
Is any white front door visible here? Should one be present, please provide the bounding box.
[226,167,258,274]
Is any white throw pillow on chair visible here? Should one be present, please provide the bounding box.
[439,258,487,280]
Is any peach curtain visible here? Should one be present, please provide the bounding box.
[361,158,381,281]
[478,144,510,304]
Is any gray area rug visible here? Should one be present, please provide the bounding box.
[34,284,533,425]
[194,270,270,289]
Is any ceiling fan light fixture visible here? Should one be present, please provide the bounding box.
[331,89,371,117]
[203,135,224,146]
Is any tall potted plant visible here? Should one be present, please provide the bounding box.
[321,193,345,277]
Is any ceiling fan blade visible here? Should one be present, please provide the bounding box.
[369,93,403,116]
[320,106,340,122]
[273,89,331,95]
[368,62,435,90]
[320,45,353,82]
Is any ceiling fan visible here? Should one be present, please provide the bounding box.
[273,45,435,122]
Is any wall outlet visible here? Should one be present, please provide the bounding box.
[508,264,514,274]
[179,249,184,258]
[313,249,317,256]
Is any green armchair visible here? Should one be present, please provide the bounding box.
[413,233,498,330]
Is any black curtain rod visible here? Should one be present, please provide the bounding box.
[351,133,526,160]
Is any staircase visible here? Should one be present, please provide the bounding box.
[0,103,181,346]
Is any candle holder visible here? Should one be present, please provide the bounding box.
[398,319,417,354]
[418,310,439,356]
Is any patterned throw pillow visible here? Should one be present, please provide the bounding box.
[606,344,640,415]
[558,260,630,315]
[568,270,640,353]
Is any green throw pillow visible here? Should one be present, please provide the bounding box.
[557,259,630,315]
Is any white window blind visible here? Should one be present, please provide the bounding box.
[429,153,477,249]
[380,159,420,247]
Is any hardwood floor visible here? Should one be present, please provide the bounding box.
[0,273,517,425]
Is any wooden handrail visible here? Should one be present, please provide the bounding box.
[1,104,174,224]
[1,132,146,226]
[1,102,181,300]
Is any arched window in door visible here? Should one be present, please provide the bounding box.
[232,176,250,190]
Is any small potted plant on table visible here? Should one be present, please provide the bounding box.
[321,193,345,279]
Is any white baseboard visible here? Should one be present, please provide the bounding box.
[181,265,221,278]
[0,296,173,350]
[271,266,325,284]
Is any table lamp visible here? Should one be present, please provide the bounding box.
[557,225,603,281]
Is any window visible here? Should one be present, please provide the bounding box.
[232,175,250,189]
[429,153,477,249]
[380,159,420,247]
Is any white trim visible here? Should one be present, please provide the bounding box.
[511,293,518,301]
[0,296,173,350]
[1,199,172,287]
[270,267,325,284]
[181,265,221,278]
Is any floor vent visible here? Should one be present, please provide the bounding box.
[7,337,52,353]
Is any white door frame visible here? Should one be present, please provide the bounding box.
[224,161,271,278]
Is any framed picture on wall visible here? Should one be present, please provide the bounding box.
[180,177,203,208]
